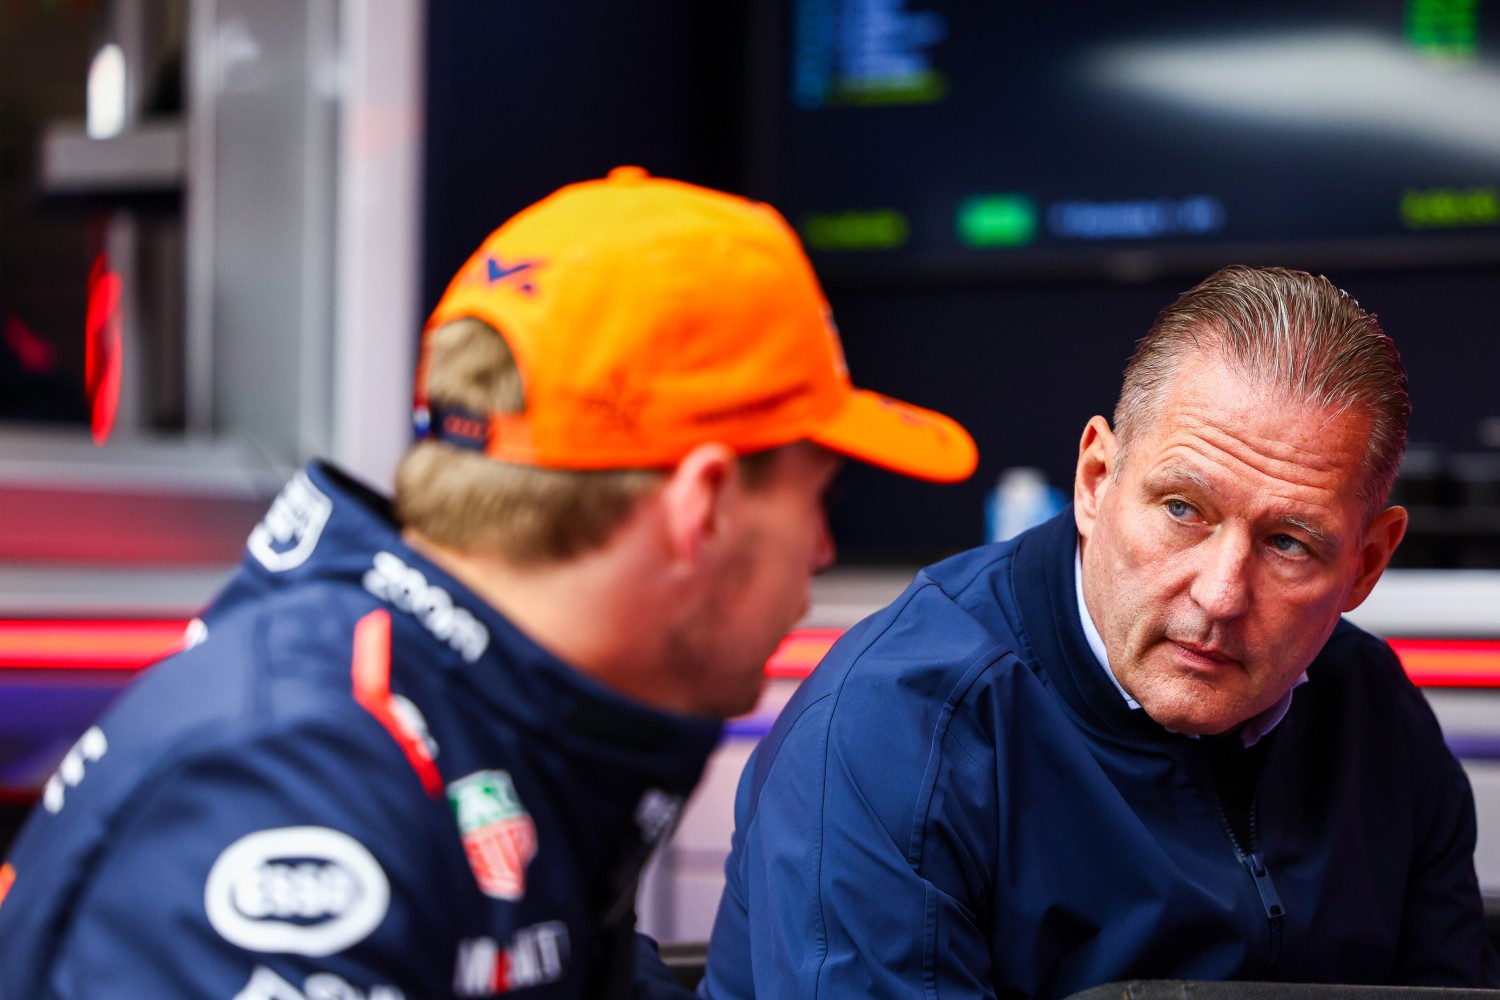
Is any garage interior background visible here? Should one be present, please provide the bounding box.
[1,0,1498,946]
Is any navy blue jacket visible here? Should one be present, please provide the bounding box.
[702,509,1497,998]
[0,462,716,999]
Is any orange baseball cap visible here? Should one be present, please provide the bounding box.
[418,166,977,483]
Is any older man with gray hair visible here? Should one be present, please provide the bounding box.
[702,265,1499,998]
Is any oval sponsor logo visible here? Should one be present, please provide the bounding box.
[204,826,389,957]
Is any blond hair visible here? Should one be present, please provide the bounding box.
[394,319,665,563]
[394,318,781,563]
[1114,266,1409,517]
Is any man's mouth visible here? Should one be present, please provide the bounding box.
[1168,639,1240,670]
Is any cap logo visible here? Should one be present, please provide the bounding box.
[482,255,540,296]
[563,370,651,437]
[427,405,490,451]
[691,383,808,425]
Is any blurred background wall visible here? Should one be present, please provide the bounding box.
[420,0,1500,565]
[4,0,1499,563]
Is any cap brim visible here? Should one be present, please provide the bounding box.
[810,389,978,484]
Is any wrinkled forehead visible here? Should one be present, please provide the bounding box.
[1126,353,1383,515]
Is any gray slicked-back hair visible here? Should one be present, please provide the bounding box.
[1113,265,1410,517]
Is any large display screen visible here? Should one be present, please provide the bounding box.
[750,0,1500,281]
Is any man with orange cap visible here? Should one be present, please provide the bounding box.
[0,167,976,999]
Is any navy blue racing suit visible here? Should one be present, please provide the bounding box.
[0,462,715,999]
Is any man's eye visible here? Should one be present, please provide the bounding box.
[1270,533,1308,555]
[1165,499,1194,518]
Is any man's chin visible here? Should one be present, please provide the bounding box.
[1140,698,1244,738]
[719,674,770,722]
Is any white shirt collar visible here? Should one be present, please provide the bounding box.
[1072,543,1304,747]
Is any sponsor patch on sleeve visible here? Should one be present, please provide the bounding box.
[205,826,389,957]
[447,771,537,901]
[453,921,569,996]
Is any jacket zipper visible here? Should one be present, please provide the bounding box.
[1206,753,1284,973]
[1244,802,1284,970]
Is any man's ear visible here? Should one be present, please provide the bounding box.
[1074,415,1116,541]
[1342,505,1409,612]
[658,443,737,568]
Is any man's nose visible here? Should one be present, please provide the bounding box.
[1190,528,1252,621]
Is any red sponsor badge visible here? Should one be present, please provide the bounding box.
[448,770,537,901]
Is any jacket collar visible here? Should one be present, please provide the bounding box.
[237,460,723,788]
[1011,508,1180,743]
